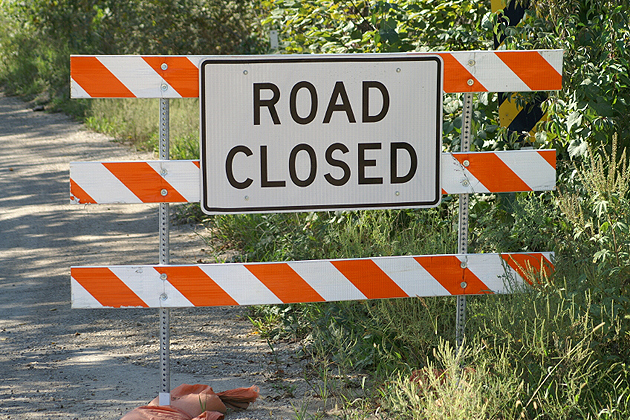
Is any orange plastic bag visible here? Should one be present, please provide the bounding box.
[217,386,260,411]
[120,405,198,420]
[192,412,225,420]
[120,383,259,420]
[149,384,226,418]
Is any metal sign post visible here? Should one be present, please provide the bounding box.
[158,98,171,405]
[456,92,473,352]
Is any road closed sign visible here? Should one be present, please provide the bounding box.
[200,54,443,214]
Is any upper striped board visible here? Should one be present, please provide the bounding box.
[69,150,556,205]
[70,50,563,98]
[71,252,554,308]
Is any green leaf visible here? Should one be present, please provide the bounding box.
[566,111,582,132]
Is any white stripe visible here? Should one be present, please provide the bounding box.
[71,162,141,203]
[538,50,563,76]
[71,277,103,308]
[288,261,366,302]
[104,266,192,307]
[146,161,200,202]
[107,266,156,306]
[97,56,182,99]
[496,151,556,191]
[462,254,515,294]
[198,264,282,305]
[162,279,195,307]
[70,78,90,98]
[372,256,450,297]
[452,51,530,92]
[187,56,205,69]
[441,154,490,194]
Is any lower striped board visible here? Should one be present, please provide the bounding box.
[69,150,556,205]
[71,253,553,308]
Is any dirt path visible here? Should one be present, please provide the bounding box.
[0,94,316,419]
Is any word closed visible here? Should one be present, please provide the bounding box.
[200,55,443,214]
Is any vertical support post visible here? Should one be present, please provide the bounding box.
[269,30,279,52]
[158,98,171,405]
[456,92,473,352]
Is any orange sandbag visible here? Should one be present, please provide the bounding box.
[217,386,260,411]
[121,405,193,420]
[120,383,258,420]
[121,405,225,420]
[192,412,225,420]
[148,384,226,418]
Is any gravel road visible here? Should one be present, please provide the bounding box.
[0,93,322,419]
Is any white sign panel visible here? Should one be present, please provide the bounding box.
[200,54,442,214]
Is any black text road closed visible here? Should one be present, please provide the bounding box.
[200,54,443,214]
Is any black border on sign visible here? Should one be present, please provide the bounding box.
[200,55,442,214]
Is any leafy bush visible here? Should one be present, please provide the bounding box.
[509,0,630,157]
[0,0,266,104]
[262,0,491,54]
[241,1,630,418]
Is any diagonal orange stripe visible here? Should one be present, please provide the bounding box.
[142,57,199,98]
[245,263,324,303]
[102,162,187,203]
[71,267,147,307]
[193,160,201,168]
[437,53,486,93]
[454,153,531,192]
[71,56,135,98]
[331,260,408,299]
[496,51,563,91]
[155,266,238,307]
[414,256,493,295]
[501,253,554,285]
[538,150,556,169]
[70,179,96,204]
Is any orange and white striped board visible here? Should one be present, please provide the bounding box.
[69,150,555,205]
[441,149,556,195]
[71,252,554,308]
[70,160,201,204]
[70,50,563,98]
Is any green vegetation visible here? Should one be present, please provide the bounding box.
[0,0,266,113]
[2,0,630,418]
[84,98,200,159]
[0,0,264,155]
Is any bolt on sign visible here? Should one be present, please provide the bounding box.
[199,54,443,214]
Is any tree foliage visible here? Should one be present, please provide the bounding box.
[261,0,490,53]
[0,0,267,100]
[509,1,630,157]
[262,0,630,157]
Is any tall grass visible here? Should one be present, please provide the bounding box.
[239,142,630,418]
[84,98,200,159]
[49,96,630,419]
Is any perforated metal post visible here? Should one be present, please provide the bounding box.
[158,98,171,405]
[456,92,473,352]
